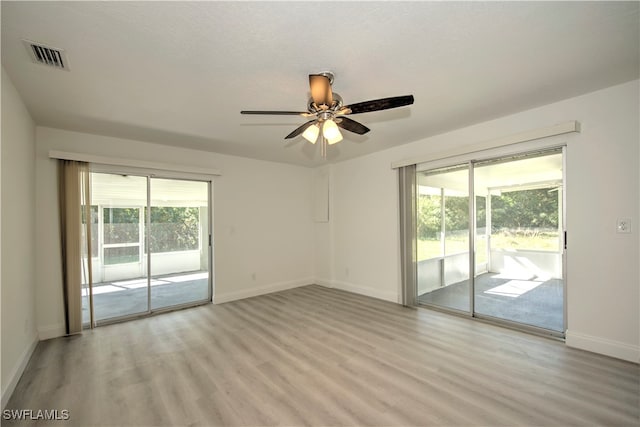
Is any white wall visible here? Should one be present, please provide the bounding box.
[95,251,201,283]
[327,155,403,301]
[489,250,562,279]
[312,166,332,285]
[1,68,38,407]
[5,76,637,411]
[318,80,639,362]
[35,127,315,338]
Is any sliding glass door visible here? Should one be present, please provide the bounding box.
[417,165,471,313]
[149,178,209,310]
[415,149,565,334]
[82,172,211,325]
[473,152,564,331]
[82,174,148,323]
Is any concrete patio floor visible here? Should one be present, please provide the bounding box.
[418,272,564,332]
[82,271,210,323]
[84,270,562,332]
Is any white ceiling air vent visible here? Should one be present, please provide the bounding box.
[23,40,69,71]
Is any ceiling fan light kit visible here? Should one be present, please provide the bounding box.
[302,123,320,144]
[322,118,341,141]
[241,71,414,158]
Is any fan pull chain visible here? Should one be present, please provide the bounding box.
[321,136,328,159]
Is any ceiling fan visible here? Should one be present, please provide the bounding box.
[241,72,414,158]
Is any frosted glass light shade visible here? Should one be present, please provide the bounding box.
[302,123,320,144]
[322,119,342,141]
[327,132,343,145]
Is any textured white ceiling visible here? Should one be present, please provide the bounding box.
[2,2,638,167]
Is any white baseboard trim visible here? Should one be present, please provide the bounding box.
[313,278,333,288]
[565,330,640,363]
[213,277,315,304]
[1,334,38,410]
[38,323,66,341]
[318,279,398,303]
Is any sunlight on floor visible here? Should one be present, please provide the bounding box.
[91,285,127,295]
[88,272,209,295]
[484,279,542,298]
[162,272,208,282]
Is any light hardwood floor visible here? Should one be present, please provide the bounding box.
[5,285,639,426]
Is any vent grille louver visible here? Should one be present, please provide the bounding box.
[23,40,69,71]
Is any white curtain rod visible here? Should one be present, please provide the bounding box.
[391,121,580,169]
[48,150,222,176]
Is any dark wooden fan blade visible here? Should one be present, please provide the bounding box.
[241,110,309,116]
[309,74,333,106]
[336,117,370,135]
[285,120,316,139]
[344,95,414,115]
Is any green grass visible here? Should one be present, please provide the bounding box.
[417,239,466,261]
[417,231,560,262]
[491,232,559,251]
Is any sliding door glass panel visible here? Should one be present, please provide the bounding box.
[88,173,149,322]
[149,178,210,310]
[417,165,470,313]
[473,151,564,331]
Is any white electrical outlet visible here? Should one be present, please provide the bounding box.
[616,218,631,233]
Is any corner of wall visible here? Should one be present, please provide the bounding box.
[0,333,38,410]
[313,277,333,288]
[1,65,39,409]
[317,278,399,303]
[37,323,66,341]
[213,277,315,304]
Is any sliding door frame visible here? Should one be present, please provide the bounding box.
[86,164,214,327]
[413,144,567,338]
[468,161,476,317]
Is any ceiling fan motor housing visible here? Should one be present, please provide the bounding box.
[318,71,335,85]
[308,93,343,116]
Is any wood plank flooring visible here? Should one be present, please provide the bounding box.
[5,285,639,426]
